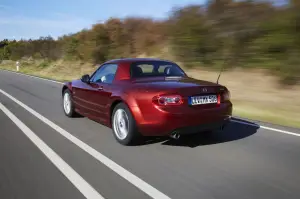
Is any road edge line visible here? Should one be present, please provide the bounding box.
[0,69,63,84]
[2,69,298,138]
[231,119,300,137]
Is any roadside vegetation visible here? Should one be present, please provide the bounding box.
[0,0,300,128]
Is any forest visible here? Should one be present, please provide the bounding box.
[0,0,299,84]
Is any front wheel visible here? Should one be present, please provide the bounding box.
[112,103,140,145]
[62,89,76,117]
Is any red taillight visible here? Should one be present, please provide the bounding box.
[217,94,221,104]
[153,95,183,106]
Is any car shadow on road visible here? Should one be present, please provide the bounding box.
[141,118,260,148]
[73,113,85,118]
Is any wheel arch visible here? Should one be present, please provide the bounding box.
[62,82,72,96]
[109,97,137,127]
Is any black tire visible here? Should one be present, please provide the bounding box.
[111,103,140,145]
[62,89,76,117]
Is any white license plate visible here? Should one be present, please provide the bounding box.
[190,95,217,105]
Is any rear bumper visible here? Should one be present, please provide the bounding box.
[171,118,230,135]
[133,102,232,136]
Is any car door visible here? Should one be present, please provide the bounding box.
[71,78,93,115]
[86,63,118,123]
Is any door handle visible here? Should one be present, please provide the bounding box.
[97,86,103,91]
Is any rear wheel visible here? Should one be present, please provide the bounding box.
[112,103,140,145]
[62,89,76,117]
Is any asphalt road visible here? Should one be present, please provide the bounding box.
[1,70,300,199]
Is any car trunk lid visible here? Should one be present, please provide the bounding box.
[132,76,227,109]
[132,76,224,95]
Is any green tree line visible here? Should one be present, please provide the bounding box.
[0,0,299,84]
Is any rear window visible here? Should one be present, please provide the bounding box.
[130,61,186,78]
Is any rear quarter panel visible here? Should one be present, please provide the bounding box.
[122,86,166,125]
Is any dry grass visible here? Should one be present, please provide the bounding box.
[1,60,300,128]
[188,68,300,128]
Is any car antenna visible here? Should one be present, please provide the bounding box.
[216,63,225,84]
[216,48,232,84]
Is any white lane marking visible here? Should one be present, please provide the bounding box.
[0,69,63,84]
[3,69,299,138]
[0,88,171,199]
[0,103,104,199]
[231,119,300,137]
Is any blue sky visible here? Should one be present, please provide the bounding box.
[0,0,204,40]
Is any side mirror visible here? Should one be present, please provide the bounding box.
[81,74,90,83]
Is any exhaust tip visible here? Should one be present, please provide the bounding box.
[220,124,227,131]
[170,131,180,140]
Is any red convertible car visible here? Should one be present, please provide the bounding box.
[62,58,232,145]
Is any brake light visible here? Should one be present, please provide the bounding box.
[153,95,183,105]
[217,94,221,104]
